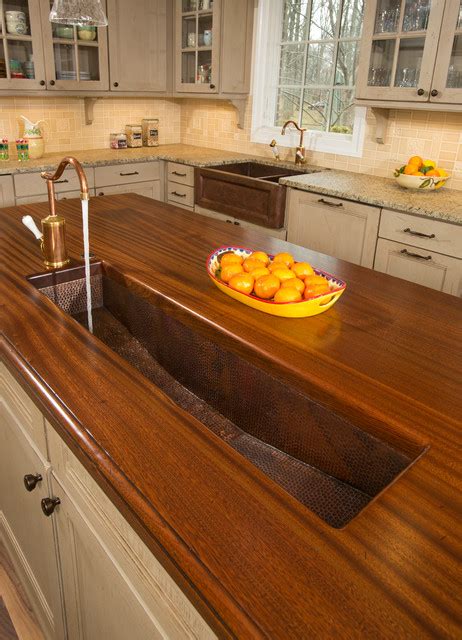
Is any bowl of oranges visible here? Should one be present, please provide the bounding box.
[394,156,450,190]
[206,246,346,318]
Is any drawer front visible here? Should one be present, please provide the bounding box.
[0,363,48,460]
[46,423,217,639]
[14,167,95,197]
[96,181,160,200]
[95,162,160,187]
[374,238,462,296]
[167,182,194,207]
[379,209,462,259]
[167,162,194,186]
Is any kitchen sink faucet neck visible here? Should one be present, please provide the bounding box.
[41,156,90,213]
[281,120,307,165]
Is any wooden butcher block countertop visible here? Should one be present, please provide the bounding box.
[1,194,461,639]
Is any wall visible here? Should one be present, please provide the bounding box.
[0,96,181,152]
[180,98,462,190]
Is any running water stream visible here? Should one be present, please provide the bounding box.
[81,199,93,333]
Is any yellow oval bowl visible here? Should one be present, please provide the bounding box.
[207,246,346,318]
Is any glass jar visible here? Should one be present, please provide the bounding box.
[110,132,127,149]
[141,118,159,147]
[125,124,143,148]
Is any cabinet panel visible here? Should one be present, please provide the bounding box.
[0,174,15,207]
[431,0,462,103]
[379,209,462,259]
[95,161,160,187]
[167,161,195,186]
[220,0,253,94]
[167,181,194,207]
[286,189,380,268]
[14,166,95,197]
[107,0,168,92]
[96,181,161,200]
[0,387,64,639]
[374,237,462,295]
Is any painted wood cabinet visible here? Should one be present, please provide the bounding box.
[0,364,65,640]
[174,0,253,96]
[0,175,15,207]
[356,0,462,108]
[286,189,380,268]
[0,364,216,639]
[107,0,170,92]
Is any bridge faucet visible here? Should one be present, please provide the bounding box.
[281,120,307,165]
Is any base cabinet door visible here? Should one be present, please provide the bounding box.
[0,175,15,207]
[374,238,462,296]
[0,402,64,640]
[96,181,161,200]
[286,189,380,268]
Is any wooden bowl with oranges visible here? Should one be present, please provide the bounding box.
[206,246,346,318]
[394,156,450,190]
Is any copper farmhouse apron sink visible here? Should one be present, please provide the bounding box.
[27,262,424,528]
[195,162,323,229]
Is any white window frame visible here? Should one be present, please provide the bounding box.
[251,0,366,158]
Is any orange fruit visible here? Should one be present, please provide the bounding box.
[220,263,244,283]
[281,277,305,294]
[274,287,302,303]
[243,257,266,273]
[254,274,280,299]
[426,169,440,177]
[408,155,423,166]
[403,164,418,175]
[273,252,295,268]
[304,282,331,299]
[271,267,295,283]
[250,251,270,266]
[228,273,254,295]
[291,261,314,279]
[250,266,270,280]
[304,274,329,287]
[411,171,424,176]
[220,252,243,267]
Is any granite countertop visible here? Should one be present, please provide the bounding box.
[280,170,462,225]
[0,144,320,175]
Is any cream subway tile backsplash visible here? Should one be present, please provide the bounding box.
[180,98,462,190]
[0,97,181,153]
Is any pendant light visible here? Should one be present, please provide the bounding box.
[49,0,108,26]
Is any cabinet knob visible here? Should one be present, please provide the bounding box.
[41,497,60,517]
[430,89,438,97]
[113,82,119,87]
[98,192,104,196]
[50,80,55,86]
[209,83,215,89]
[39,80,45,86]
[24,473,42,492]
[417,88,425,96]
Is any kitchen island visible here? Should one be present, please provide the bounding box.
[1,194,461,639]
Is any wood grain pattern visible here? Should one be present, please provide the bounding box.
[1,194,461,639]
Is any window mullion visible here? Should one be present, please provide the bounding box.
[327,0,344,132]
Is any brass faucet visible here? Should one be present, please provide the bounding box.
[281,120,307,164]
[38,157,89,268]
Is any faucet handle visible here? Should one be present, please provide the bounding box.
[22,215,43,240]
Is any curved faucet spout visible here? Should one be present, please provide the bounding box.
[280,120,307,165]
[41,156,90,217]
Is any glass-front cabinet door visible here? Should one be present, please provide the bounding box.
[175,0,220,93]
[431,0,462,102]
[356,0,446,101]
[0,0,46,89]
[40,0,108,90]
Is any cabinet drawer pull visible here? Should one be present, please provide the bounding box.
[403,227,435,239]
[98,192,104,196]
[171,191,186,197]
[172,171,187,177]
[119,171,139,176]
[318,198,343,208]
[234,221,240,225]
[55,179,69,184]
[226,219,233,223]
[41,496,61,516]
[24,473,42,492]
[400,248,432,261]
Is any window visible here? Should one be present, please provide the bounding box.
[252,0,367,157]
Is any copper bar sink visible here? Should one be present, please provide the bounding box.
[195,162,323,229]
[27,262,425,528]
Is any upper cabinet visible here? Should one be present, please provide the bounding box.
[0,0,47,89]
[40,0,108,91]
[107,0,170,92]
[356,0,462,106]
[174,0,253,96]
